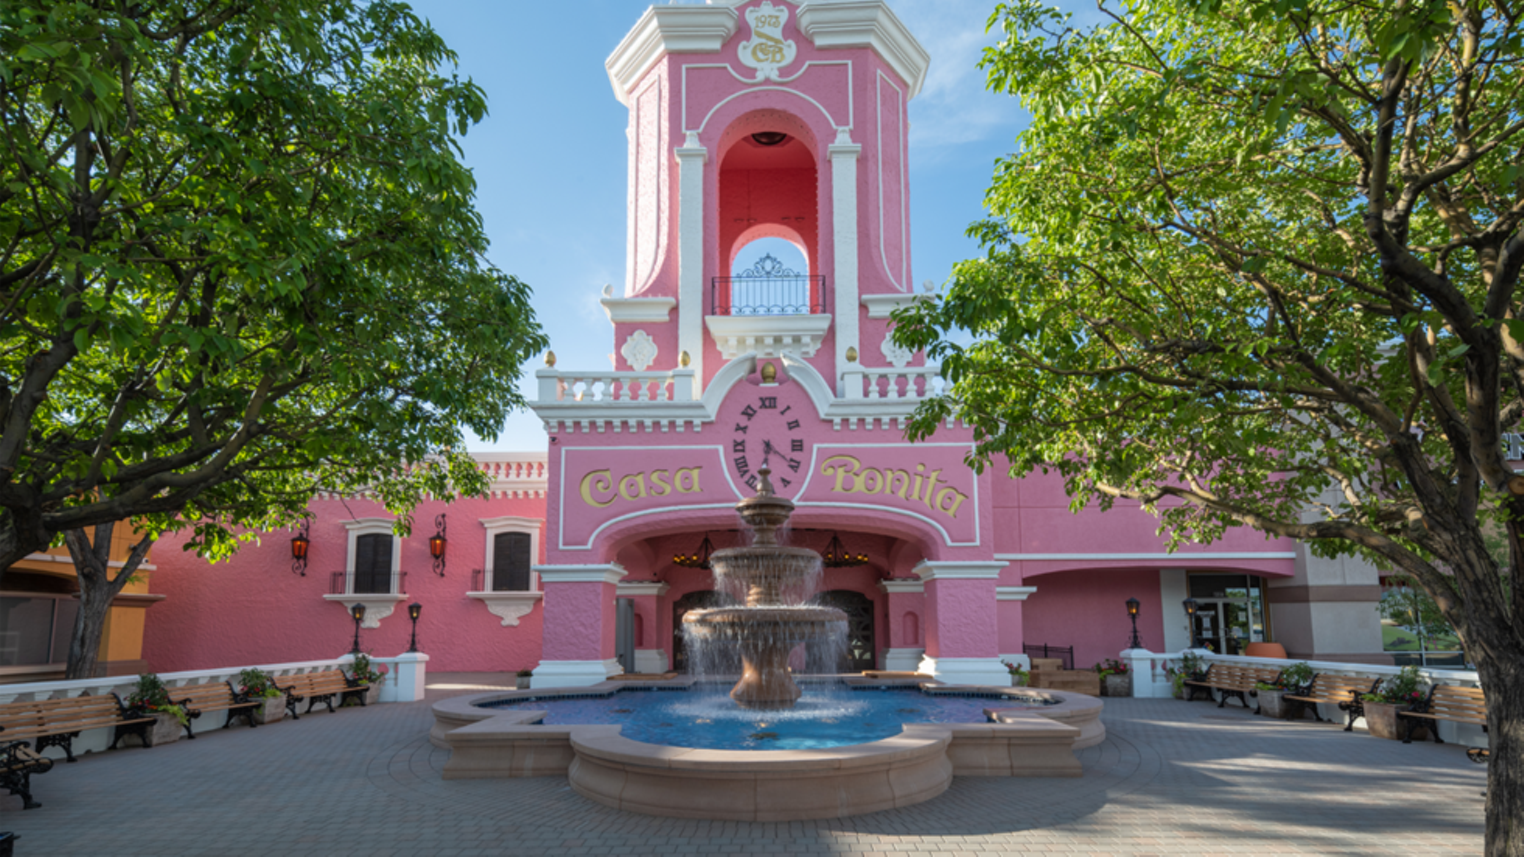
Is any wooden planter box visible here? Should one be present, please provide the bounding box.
[1029,670,1101,696]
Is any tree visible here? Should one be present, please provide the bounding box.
[0,1,547,676]
[893,0,1524,850]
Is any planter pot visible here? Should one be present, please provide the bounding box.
[1009,674,1027,688]
[1103,674,1132,697]
[252,695,285,725]
[1364,702,1428,741]
[516,676,532,690]
[1258,689,1290,719]
[144,712,183,747]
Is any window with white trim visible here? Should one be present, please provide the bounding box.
[344,518,401,595]
[479,516,541,592]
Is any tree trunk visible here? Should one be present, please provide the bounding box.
[62,522,154,681]
[1482,654,1524,856]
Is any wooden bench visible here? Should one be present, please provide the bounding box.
[0,740,52,809]
[1182,663,1286,710]
[1283,673,1379,730]
[167,681,262,739]
[0,694,155,762]
[274,670,370,718]
[1400,684,1486,745]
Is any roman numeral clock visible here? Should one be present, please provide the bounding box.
[728,374,810,493]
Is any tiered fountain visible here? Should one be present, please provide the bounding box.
[681,467,847,709]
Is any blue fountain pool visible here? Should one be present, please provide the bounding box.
[476,685,1056,751]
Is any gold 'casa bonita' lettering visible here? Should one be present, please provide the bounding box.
[579,467,703,508]
[818,455,968,518]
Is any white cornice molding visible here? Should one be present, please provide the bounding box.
[602,297,677,324]
[607,6,740,105]
[861,292,934,319]
[877,578,925,594]
[534,563,628,585]
[797,1,930,99]
[914,560,1008,581]
[994,552,1298,561]
[996,586,1038,601]
[705,314,833,359]
[617,581,671,597]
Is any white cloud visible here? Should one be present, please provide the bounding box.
[892,0,1024,152]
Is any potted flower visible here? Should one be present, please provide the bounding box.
[238,668,287,724]
[1096,659,1131,697]
[1361,665,1429,740]
[346,653,388,705]
[1255,661,1313,719]
[1002,661,1029,688]
[125,673,190,746]
[1163,651,1207,699]
[515,668,534,690]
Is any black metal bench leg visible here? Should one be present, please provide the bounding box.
[37,733,77,763]
[1,769,40,810]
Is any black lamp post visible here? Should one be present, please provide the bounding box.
[1125,597,1143,649]
[349,603,366,654]
[407,602,423,653]
[1182,598,1200,648]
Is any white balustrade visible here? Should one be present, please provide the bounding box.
[841,365,945,401]
[536,368,696,404]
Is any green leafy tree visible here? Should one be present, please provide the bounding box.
[0,1,546,677]
[894,0,1524,849]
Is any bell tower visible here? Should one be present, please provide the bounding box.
[602,0,930,392]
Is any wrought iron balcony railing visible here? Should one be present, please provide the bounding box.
[710,254,826,316]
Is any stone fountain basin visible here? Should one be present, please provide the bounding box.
[432,681,1103,821]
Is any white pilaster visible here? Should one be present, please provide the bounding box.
[382,651,429,703]
[675,133,708,391]
[529,659,624,689]
[916,655,1011,687]
[829,129,862,396]
[1159,568,1191,653]
[880,648,925,671]
[633,649,670,674]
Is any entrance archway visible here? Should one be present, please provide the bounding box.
[814,590,875,672]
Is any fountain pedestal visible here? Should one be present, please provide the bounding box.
[682,468,846,710]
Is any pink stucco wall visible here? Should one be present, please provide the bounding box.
[1021,569,1166,670]
[921,577,998,659]
[142,494,547,673]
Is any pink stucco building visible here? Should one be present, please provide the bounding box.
[142,0,1388,685]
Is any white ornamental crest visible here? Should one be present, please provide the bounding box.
[739,2,797,82]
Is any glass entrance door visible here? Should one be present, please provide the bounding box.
[1187,574,1270,653]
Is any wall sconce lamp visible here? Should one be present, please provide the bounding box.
[349,602,366,654]
[1182,598,1200,648]
[407,602,423,653]
[290,517,311,576]
[429,513,447,577]
[1125,597,1143,649]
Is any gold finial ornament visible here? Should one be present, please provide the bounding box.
[760,361,777,383]
[545,351,557,367]
[679,350,691,367]
[845,346,858,363]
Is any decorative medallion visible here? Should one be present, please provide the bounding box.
[881,329,912,368]
[621,329,658,371]
[739,2,797,82]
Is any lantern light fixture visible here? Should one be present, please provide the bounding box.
[290,516,311,576]
[1182,598,1201,648]
[407,602,423,653]
[821,532,868,568]
[1125,597,1143,649]
[673,533,716,570]
[429,513,447,576]
[349,603,366,654]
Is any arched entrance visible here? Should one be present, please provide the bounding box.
[814,590,875,672]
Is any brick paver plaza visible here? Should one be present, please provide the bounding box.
[5,675,1485,855]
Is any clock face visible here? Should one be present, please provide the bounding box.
[729,389,807,493]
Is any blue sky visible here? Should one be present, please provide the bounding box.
[407,0,1044,450]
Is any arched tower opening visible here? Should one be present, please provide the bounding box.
[715,109,821,316]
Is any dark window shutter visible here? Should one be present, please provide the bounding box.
[354,533,393,594]
[492,532,532,591]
